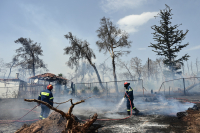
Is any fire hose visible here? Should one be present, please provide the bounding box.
[0,93,134,124]
[1,97,198,124]
[0,98,133,124]
[0,105,39,124]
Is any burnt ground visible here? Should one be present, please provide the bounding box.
[0,98,39,133]
[0,96,200,133]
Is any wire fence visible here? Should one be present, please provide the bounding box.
[159,77,200,96]
[74,79,145,97]
[0,81,73,99]
[75,77,200,98]
[2,77,199,99]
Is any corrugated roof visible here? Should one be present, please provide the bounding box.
[29,73,68,81]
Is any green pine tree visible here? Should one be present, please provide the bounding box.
[149,4,190,79]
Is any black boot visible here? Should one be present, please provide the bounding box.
[127,111,130,115]
[133,108,140,115]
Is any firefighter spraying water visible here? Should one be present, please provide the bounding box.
[124,82,140,115]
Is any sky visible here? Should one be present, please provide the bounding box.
[0,0,200,79]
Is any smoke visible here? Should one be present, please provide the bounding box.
[0,98,39,124]
[135,96,194,116]
[53,94,128,119]
[54,92,195,121]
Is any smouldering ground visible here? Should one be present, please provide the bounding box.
[0,95,199,133]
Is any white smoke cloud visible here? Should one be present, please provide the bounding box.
[117,12,158,33]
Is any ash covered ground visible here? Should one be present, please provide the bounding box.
[0,95,200,133]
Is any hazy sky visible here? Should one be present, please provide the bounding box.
[0,0,199,78]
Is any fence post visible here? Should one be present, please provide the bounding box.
[74,84,76,97]
[143,87,144,97]
[169,86,170,96]
[106,82,108,97]
[183,78,186,95]
[164,85,165,95]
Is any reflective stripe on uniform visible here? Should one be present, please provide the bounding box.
[39,95,41,97]
[132,107,136,109]
[40,115,43,118]
[49,97,54,100]
[126,88,133,92]
[42,118,45,119]
[127,109,130,111]
[41,92,50,96]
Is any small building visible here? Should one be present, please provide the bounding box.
[28,73,71,97]
[0,73,27,98]
[0,73,74,99]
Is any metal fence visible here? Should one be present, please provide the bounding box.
[159,77,200,96]
[0,81,73,99]
[74,79,145,97]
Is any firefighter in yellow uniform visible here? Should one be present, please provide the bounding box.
[38,84,54,119]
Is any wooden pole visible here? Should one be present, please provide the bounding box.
[183,78,186,95]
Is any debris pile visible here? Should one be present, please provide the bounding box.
[15,112,67,133]
[182,109,200,133]
[176,112,188,119]
[178,105,200,133]
[15,99,99,133]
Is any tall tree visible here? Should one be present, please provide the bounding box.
[99,61,112,82]
[149,5,190,79]
[58,73,63,77]
[156,58,165,81]
[0,58,7,78]
[96,17,131,93]
[6,57,18,79]
[196,58,199,74]
[64,32,105,90]
[130,57,142,80]
[14,37,47,76]
[187,61,190,75]
[117,59,134,80]
[76,61,94,83]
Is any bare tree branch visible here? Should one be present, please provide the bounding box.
[24,99,98,132]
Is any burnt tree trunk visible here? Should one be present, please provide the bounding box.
[92,64,106,91]
[112,56,118,93]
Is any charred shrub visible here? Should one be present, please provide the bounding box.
[93,86,99,95]
[81,89,86,94]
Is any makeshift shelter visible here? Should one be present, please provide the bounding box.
[28,73,70,97]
